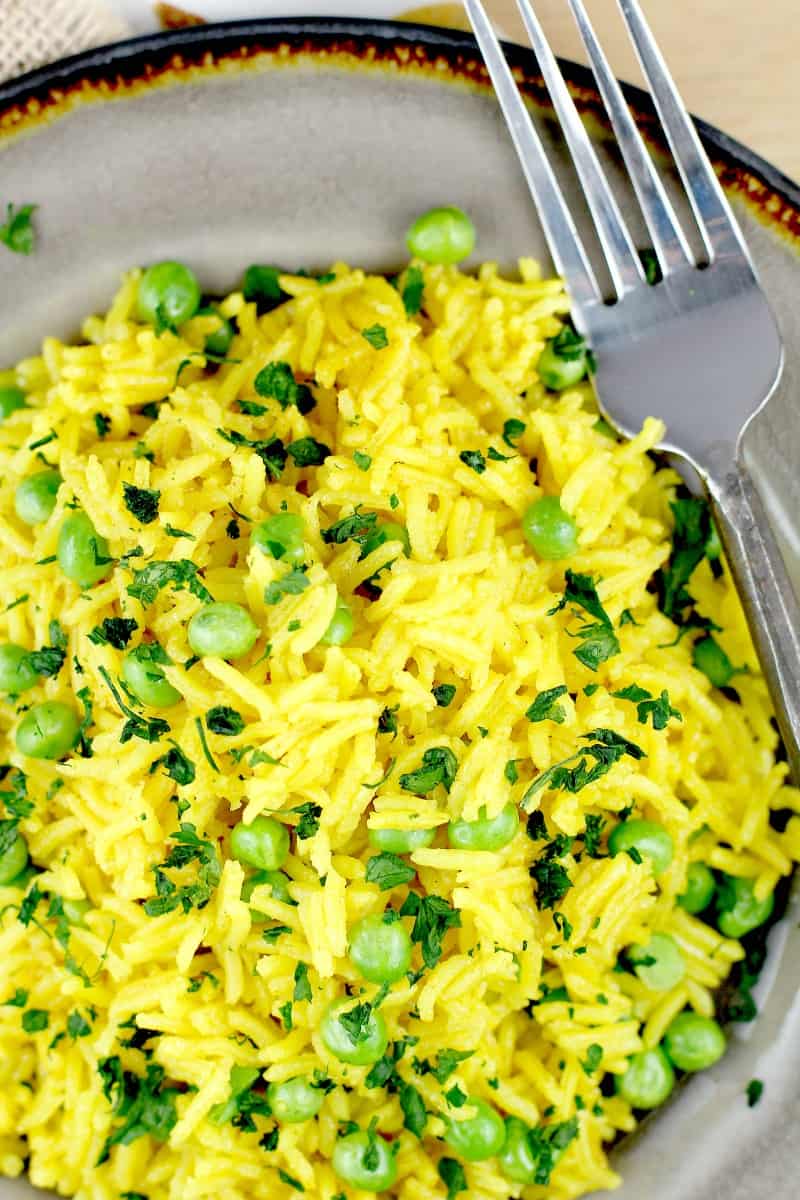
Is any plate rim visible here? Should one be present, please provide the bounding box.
[0,14,798,227]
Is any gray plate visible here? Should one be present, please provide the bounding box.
[0,19,798,1200]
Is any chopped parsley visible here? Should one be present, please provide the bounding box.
[3,988,28,1007]
[361,324,388,349]
[217,428,288,480]
[96,1058,179,1164]
[253,362,314,413]
[502,418,526,448]
[321,506,380,550]
[378,705,399,736]
[530,859,573,909]
[402,266,424,315]
[580,814,606,858]
[127,560,212,606]
[526,685,569,724]
[93,413,111,438]
[22,1008,49,1032]
[277,1169,304,1193]
[67,1010,94,1039]
[523,1117,580,1185]
[399,892,461,969]
[746,1079,764,1107]
[243,264,286,310]
[143,823,221,917]
[459,449,486,474]
[164,523,194,540]
[438,1157,467,1200]
[399,1080,427,1137]
[550,570,620,671]
[656,497,715,627]
[293,962,312,1002]
[153,743,195,787]
[286,436,331,468]
[238,398,268,416]
[612,685,682,730]
[291,802,321,840]
[581,1043,603,1075]
[399,747,458,795]
[264,567,310,606]
[432,683,456,708]
[88,617,138,649]
[412,1048,473,1084]
[354,451,372,471]
[122,483,160,525]
[522,728,645,809]
[205,706,245,736]
[98,666,170,744]
[0,203,36,255]
[365,852,416,891]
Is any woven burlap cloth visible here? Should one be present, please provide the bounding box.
[0,0,131,84]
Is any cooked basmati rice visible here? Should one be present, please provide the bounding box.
[0,256,797,1200]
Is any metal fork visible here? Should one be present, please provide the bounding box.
[464,0,800,775]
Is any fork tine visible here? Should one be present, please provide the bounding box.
[566,0,692,275]
[513,0,644,297]
[616,0,751,263]
[462,0,601,310]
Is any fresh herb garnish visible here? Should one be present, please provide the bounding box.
[399,892,461,969]
[438,1157,467,1200]
[96,1058,180,1164]
[0,203,37,255]
[293,961,312,1002]
[432,684,456,708]
[550,570,620,670]
[612,685,682,730]
[217,428,288,481]
[127,560,212,606]
[286,437,331,468]
[88,617,138,649]
[254,362,315,413]
[378,705,399,736]
[459,449,486,474]
[22,1008,49,1032]
[264,567,310,606]
[164,524,194,540]
[321,506,380,549]
[526,685,569,724]
[98,666,170,744]
[143,822,221,917]
[153,743,196,787]
[402,266,424,315]
[522,728,645,809]
[122,483,160,525]
[291,802,321,840]
[530,859,573,909]
[365,852,416,891]
[362,324,389,350]
[399,747,458,795]
[655,497,717,629]
[354,451,372,471]
[94,413,111,438]
[746,1079,764,1107]
[205,706,245,736]
[502,418,526,448]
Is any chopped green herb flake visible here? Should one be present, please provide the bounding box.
[365,852,416,891]
[0,203,36,255]
[526,685,569,724]
[122,484,160,525]
[402,266,425,315]
[354,451,372,471]
[399,746,458,795]
[459,449,486,474]
[264,567,310,606]
[361,324,389,350]
[206,706,245,736]
[88,618,138,649]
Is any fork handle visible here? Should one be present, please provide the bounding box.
[708,462,800,779]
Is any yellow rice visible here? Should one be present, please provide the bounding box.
[0,256,797,1200]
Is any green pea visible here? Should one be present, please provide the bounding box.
[448,803,519,852]
[616,1047,675,1109]
[57,511,113,589]
[122,644,181,708]
[62,898,91,926]
[499,1116,540,1184]
[242,869,294,912]
[663,1012,726,1072]
[266,1075,323,1124]
[0,832,29,886]
[537,333,589,391]
[677,863,716,915]
[251,513,305,566]
[368,827,435,854]
[16,701,80,760]
[715,874,774,939]
[137,261,201,329]
[197,306,234,358]
[627,932,685,992]
[15,470,61,525]
[230,816,289,872]
[0,386,26,421]
[349,912,412,984]
[321,596,354,647]
[444,1096,506,1162]
[609,819,674,878]
[692,636,737,688]
[320,998,388,1065]
[521,496,579,560]
[406,206,476,265]
[0,644,38,695]
[187,602,259,660]
[362,522,411,561]
[332,1129,398,1192]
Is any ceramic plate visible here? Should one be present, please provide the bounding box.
[0,19,799,1200]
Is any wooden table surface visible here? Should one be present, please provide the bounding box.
[404,0,800,182]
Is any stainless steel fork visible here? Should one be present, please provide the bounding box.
[464,0,800,775]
